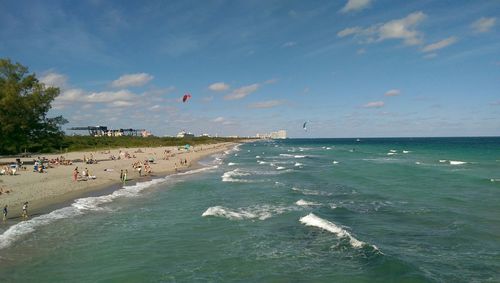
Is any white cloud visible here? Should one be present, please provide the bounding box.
[212,117,225,123]
[423,53,437,59]
[224,83,260,100]
[471,17,496,33]
[282,41,297,47]
[57,88,138,109]
[384,89,401,96]
[339,12,426,46]
[111,73,153,88]
[422,36,458,52]
[378,12,426,45]
[363,101,385,108]
[40,72,68,88]
[341,0,371,13]
[248,100,285,109]
[87,90,136,103]
[149,104,162,111]
[264,78,278,84]
[110,101,134,108]
[337,27,363,37]
[208,82,230,92]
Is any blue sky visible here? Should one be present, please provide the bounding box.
[1,0,499,137]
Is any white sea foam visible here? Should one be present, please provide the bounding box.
[228,162,237,166]
[258,161,267,165]
[276,166,286,170]
[299,213,369,249]
[294,162,303,167]
[415,162,421,165]
[490,178,500,182]
[403,150,410,153]
[296,199,321,207]
[387,152,397,156]
[332,161,339,164]
[221,169,251,182]
[389,149,397,153]
[294,155,306,158]
[326,147,332,150]
[439,160,447,163]
[202,205,296,220]
[279,154,294,157]
[292,187,332,196]
[256,155,261,159]
[449,160,467,165]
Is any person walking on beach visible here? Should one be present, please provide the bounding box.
[123,169,128,183]
[120,169,123,181]
[21,202,28,219]
[2,205,7,222]
[73,167,79,182]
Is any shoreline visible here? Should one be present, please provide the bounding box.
[0,142,241,223]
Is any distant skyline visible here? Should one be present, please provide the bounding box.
[1,0,499,137]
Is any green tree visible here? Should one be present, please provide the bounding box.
[0,58,67,154]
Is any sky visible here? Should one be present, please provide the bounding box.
[1,0,499,138]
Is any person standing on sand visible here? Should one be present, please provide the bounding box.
[2,205,7,222]
[123,169,128,183]
[120,169,123,181]
[73,167,79,182]
[21,202,28,219]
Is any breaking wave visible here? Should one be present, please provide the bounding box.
[202,205,297,221]
[299,213,379,251]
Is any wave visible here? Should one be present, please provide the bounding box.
[490,178,500,182]
[258,161,267,165]
[0,166,219,250]
[221,169,252,182]
[402,150,410,153]
[276,166,286,170]
[449,160,467,165]
[389,149,397,153]
[294,162,303,167]
[387,152,397,156]
[439,160,447,163]
[299,213,377,250]
[228,162,237,166]
[295,199,321,207]
[202,205,297,221]
[332,161,339,164]
[292,187,332,196]
[255,155,261,159]
[279,154,307,159]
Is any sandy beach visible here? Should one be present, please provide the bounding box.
[0,142,238,218]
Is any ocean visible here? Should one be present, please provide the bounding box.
[0,138,499,282]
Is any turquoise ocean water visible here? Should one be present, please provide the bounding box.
[0,138,499,282]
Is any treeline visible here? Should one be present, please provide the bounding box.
[62,136,245,152]
[0,59,67,155]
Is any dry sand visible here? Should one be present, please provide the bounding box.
[0,142,238,217]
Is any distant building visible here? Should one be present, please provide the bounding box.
[256,130,287,139]
[177,131,195,138]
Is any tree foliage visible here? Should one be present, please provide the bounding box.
[0,58,67,154]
